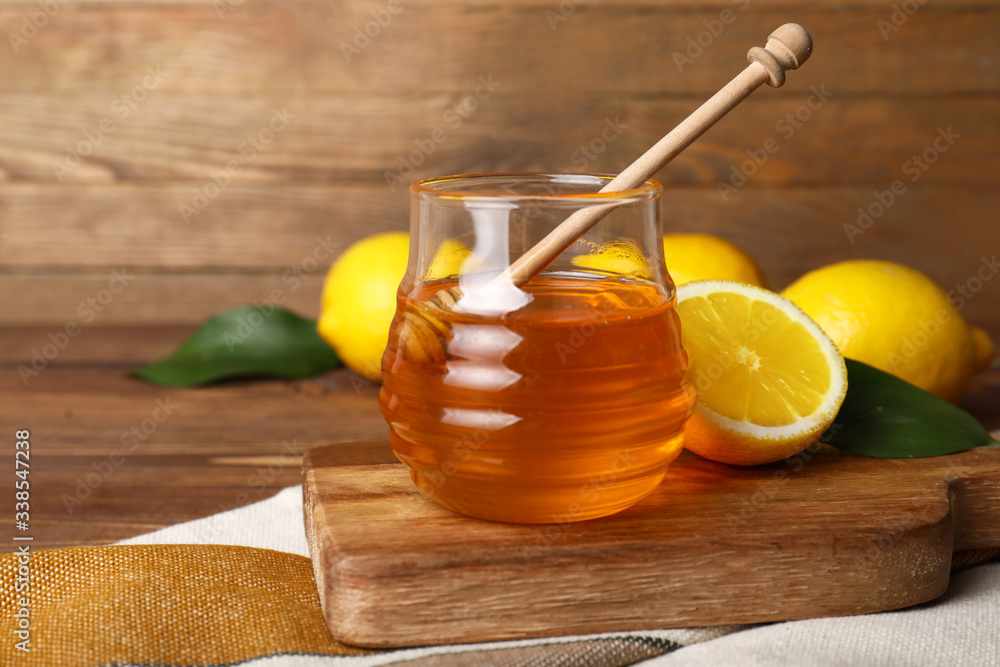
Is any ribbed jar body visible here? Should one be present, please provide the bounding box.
[379,173,695,523]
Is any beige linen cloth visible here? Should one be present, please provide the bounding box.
[1,485,997,666]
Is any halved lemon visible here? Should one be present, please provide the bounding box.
[675,280,848,466]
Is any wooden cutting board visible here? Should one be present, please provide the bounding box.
[302,440,1000,649]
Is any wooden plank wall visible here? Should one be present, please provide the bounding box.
[1,0,998,343]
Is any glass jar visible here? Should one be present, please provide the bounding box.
[379,173,695,523]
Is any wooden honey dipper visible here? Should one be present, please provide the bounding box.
[400,24,813,364]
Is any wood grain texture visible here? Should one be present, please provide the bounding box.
[0,185,996,272]
[0,0,992,8]
[0,362,387,553]
[0,0,993,8]
[0,183,406,269]
[0,272,324,325]
[1,185,997,332]
[303,441,1000,647]
[1,6,997,94]
[0,94,995,184]
[0,0,997,331]
[1,367,387,455]
[0,325,197,362]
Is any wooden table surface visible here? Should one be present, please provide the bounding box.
[2,326,391,553]
[3,325,999,555]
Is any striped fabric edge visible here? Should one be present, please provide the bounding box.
[100,626,748,667]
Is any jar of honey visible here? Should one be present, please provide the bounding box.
[380,173,695,523]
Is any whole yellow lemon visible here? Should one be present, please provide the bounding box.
[318,232,409,382]
[781,260,995,402]
[663,233,767,288]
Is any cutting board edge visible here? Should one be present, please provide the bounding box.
[301,467,330,622]
[319,576,954,650]
[301,441,1000,649]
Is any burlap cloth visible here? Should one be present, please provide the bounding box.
[2,486,997,666]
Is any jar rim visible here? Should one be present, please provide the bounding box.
[410,172,662,200]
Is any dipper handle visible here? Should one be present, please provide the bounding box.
[496,23,814,288]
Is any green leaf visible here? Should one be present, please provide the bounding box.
[133,305,340,386]
[824,359,999,458]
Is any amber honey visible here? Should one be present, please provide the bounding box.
[379,273,695,523]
